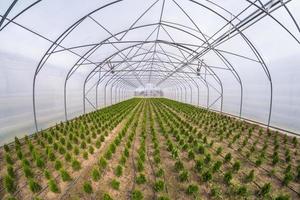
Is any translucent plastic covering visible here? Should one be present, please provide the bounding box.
[0,0,300,144]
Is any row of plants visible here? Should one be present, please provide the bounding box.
[154,100,257,199]
[151,100,202,199]
[157,98,298,199]
[68,99,145,200]
[1,99,141,200]
[161,98,299,174]
[130,101,148,200]
[147,101,170,200]
[161,98,300,191]
[80,100,145,197]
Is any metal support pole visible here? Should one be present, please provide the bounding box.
[110,84,113,105]
[118,86,121,102]
[104,84,107,107]
[180,86,183,102]
[114,85,118,104]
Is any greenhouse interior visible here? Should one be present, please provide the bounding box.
[1,0,300,199]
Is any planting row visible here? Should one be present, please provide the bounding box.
[0,99,141,200]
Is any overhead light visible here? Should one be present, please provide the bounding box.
[196,59,203,76]
[111,67,114,74]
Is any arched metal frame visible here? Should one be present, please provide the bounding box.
[88,48,210,107]
[81,40,224,116]
[1,0,299,134]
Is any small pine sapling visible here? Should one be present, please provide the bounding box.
[110,179,120,190]
[154,179,165,192]
[3,174,16,193]
[48,179,59,193]
[28,179,42,193]
[186,184,199,195]
[71,159,81,171]
[91,167,100,181]
[83,181,93,194]
[131,189,143,200]
[60,169,72,182]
